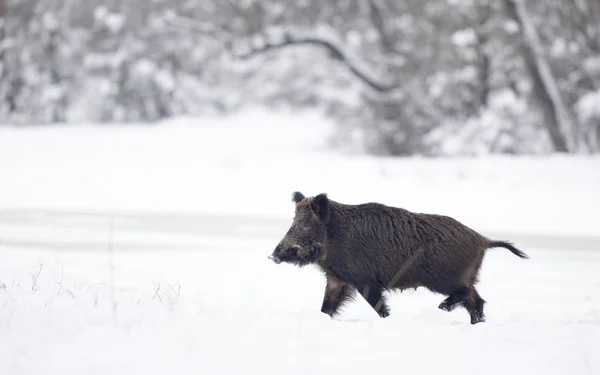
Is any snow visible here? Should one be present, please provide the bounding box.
[451,28,477,47]
[584,56,600,75]
[133,59,156,77]
[42,13,59,32]
[2,108,598,237]
[1,108,600,374]
[94,7,125,33]
[2,222,600,374]
[576,89,600,123]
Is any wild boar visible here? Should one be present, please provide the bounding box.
[268,191,528,324]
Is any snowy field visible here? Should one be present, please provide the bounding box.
[1,108,600,374]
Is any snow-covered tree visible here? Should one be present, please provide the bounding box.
[0,0,598,155]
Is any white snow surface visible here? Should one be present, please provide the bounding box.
[1,108,600,374]
[1,108,599,236]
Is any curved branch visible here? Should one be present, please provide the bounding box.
[231,25,399,93]
[222,24,445,125]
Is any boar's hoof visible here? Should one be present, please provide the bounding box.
[438,300,456,312]
[470,313,485,325]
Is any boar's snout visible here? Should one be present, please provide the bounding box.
[268,241,325,267]
[268,253,282,264]
[268,243,303,265]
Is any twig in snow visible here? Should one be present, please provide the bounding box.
[151,281,164,303]
[108,218,117,327]
[56,263,64,296]
[31,264,43,292]
[151,280,181,306]
[163,281,181,305]
[85,282,106,292]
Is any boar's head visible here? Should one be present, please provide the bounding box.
[268,191,330,267]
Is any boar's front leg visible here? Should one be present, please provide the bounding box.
[358,283,390,318]
[320,274,356,318]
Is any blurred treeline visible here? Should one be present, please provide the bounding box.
[1,0,599,156]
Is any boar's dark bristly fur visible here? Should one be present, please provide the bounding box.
[268,191,529,325]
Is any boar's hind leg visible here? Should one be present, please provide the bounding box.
[463,287,486,324]
[438,286,470,312]
[358,283,390,318]
[321,274,356,317]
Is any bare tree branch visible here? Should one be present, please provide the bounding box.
[170,12,447,126]
[505,0,579,152]
[231,25,398,93]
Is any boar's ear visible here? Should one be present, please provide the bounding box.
[311,193,330,222]
[292,191,305,204]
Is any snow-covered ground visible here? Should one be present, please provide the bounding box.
[2,108,599,236]
[1,108,600,374]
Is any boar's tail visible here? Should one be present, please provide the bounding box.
[487,240,529,259]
